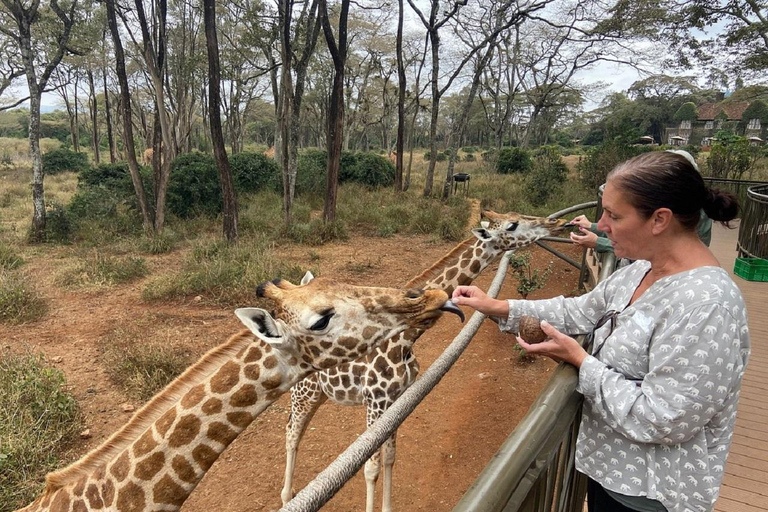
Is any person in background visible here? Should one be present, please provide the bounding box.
[453,151,748,512]
[570,149,713,251]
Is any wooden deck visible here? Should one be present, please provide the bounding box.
[711,222,768,512]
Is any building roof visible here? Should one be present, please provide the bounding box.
[697,101,750,121]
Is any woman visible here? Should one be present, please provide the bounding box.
[453,151,749,512]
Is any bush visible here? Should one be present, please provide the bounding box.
[673,102,698,122]
[481,149,498,162]
[461,146,479,154]
[577,140,654,190]
[463,153,476,162]
[42,148,90,175]
[296,149,328,196]
[40,202,71,243]
[55,253,148,288]
[706,134,755,180]
[524,147,569,206]
[78,162,135,195]
[497,147,532,174]
[344,152,395,188]
[0,270,47,324]
[167,152,220,218]
[0,351,80,509]
[230,151,280,192]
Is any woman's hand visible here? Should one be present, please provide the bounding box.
[571,215,593,229]
[451,286,509,317]
[516,320,588,368]
[569,227,599,249]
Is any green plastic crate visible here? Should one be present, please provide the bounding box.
[734,257,768,282]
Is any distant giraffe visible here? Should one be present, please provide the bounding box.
[281,211,572,512]
[14,273,461,512]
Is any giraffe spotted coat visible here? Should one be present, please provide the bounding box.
[499,261,750,512]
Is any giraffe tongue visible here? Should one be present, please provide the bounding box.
[439,300,465,323]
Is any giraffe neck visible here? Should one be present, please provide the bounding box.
[30,331,308,512]
[408,237,499,297]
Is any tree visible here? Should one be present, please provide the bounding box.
[674,102,698,122]
[204,0,237,242]
[319,0,349,223]
[0,0,79,240]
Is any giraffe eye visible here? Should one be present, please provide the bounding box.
[506,222,519,232]
[310,313,334,331]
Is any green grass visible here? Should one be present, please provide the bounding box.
[0,246,23,270]
[0,270,47,325]
[54,252,148,288]
[0,350,81,511]
[141,235,307,306]
[99,327,192,402]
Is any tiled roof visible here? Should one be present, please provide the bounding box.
[697,101,750,120]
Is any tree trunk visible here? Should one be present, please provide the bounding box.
[87,69,100,165]
[424,28,439,197]
[394,0,406,192]
[320,0,349,223]
[106,0,153,232]
[103,66,116,163]
[204,0,238,242]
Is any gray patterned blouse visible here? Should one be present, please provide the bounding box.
[498,261,750,512]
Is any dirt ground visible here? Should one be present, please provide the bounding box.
[1,226,584,512]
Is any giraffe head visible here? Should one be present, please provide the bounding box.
[472,209,572,249]
[235,272,462,371]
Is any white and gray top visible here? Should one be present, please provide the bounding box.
[499,261,750,512]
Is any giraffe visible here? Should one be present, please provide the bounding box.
[14,273,463,512]
[281,210,573,512]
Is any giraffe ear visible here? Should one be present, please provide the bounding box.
[300,271,315,285]
[235,308,285,344]
[472,228,493,241]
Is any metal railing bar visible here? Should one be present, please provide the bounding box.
[546,201,597,219]
[535,240,581,270]
[280,251,515,512]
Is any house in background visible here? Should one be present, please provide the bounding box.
[664,100,765,147]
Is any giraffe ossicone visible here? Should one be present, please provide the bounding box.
[281,211,573,512]
[15,274,460,512]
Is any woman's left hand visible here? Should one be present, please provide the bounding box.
[517,321,588,368]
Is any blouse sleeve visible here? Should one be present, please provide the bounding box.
[497,271,613,335]
[577,303,747,445]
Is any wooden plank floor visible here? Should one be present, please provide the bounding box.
[711,222,768,512]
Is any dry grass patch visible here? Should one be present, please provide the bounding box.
[0,270,47,325]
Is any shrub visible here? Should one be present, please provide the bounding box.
[706,134,755,180]
[435,152,448,162]
[0,351,80,509]
[167,152,220,218]
[296,149,328,195]
[481,149,498,162]
[40,202,71,243]
[497,147,532,174]
[0,270,47,324]
[230,151,280,192]
[461,146,479,153]
[524,146,569,206]
[577,140,654,190]
[344,152,395,188]
[508,251,551,298]
[463,153,476,162]
[42,148,89,175]
[673,102,698,122]
[78,162,135,195]
[55,253,148,288]
[100,330,190,401]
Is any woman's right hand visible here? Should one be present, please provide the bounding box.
[571,214,592,229]
[452,286,510,317]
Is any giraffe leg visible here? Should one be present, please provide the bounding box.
[364,449,382,512]
[282,379,327,505]
[380,431,397,512]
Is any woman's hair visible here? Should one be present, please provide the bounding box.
[607,151,739,230]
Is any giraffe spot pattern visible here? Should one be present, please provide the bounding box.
[192,443,218,471]
[445,267,458,280]
[72,498,88,512]
[153,475,187,507]
[85,483,104,509]
[362,326,378,339]
[263,355,278,369]
[168,414,202,448]
[133,429,157,458]
[244,363,261,381]
[244,346,262,363]
[470,260,481,273]
[116,481,145,512]
[201,397,222,415]
[110,452,130,482]
[134,451,165,480]
[208,421,238,445]
[155,408,177,437]
[266,389,283,401]
[101,478,115,507]
[339,336,358,349]
[227,411,253,428]
[317,357,339,369]
[49,491,70,512]
[172,454,197,483]
[230,384,260,406]
[261,374,283,390]
[210,361,241,393]
[181,384,206,409]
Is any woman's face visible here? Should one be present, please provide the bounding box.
[597,181,653,259]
